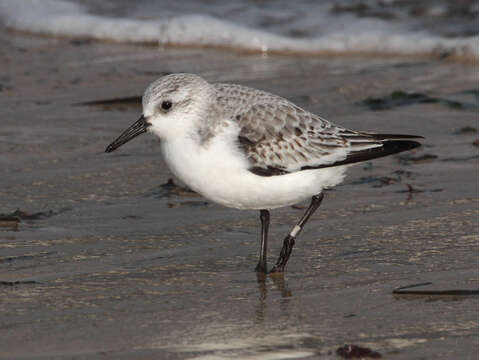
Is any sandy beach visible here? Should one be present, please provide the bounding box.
[1,28,479,359]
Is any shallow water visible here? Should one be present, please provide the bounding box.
[1,27,479,359]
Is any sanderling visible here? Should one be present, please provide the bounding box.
[105,73,422,273]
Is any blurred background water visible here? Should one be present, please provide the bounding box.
[1,0,479,57]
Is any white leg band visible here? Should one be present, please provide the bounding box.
[290,225,301,237]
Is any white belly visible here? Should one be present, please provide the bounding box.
[160,133,348,210]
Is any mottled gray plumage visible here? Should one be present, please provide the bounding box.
[212,83,419,176]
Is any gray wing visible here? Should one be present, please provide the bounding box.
[214,83,421,176]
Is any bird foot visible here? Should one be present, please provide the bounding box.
[269,264,285,274]
[255,262,268,274]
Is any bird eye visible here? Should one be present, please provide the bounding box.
[160,101,172,111]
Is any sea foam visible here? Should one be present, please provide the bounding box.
[1,0,478,59]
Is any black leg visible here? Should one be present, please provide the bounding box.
[255,209,270,273]
[270,193,324,273]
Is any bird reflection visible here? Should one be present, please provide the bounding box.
[255,272,293,322]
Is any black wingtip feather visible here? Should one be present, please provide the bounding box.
[303,139,422,170]
[366,133,424,140]
[379,139,422,154]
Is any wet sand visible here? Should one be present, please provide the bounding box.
[1,31,479,359]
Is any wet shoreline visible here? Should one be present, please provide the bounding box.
[1,30,479,359]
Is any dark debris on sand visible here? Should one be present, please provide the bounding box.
[0,209,68,231]
[152,178,199,198]
[336,344,382,359]
[74,96,142,111]
[350,169,414,188]
[455,126,477,134]
[0,280,38,286]
[359,90,479,111]
[146,179,202,205]
[398,153,438,165]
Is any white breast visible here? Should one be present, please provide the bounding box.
[160,123,348,210]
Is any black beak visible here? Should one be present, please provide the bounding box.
[105,115,150,153]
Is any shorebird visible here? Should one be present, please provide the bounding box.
[105,73,422,273]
